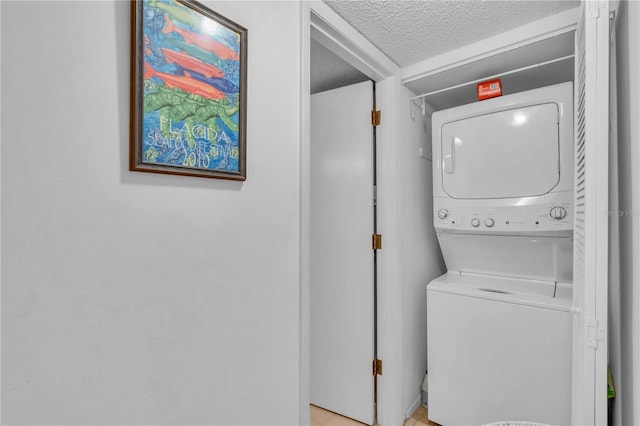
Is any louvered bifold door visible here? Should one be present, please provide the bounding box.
[571,1,610,425]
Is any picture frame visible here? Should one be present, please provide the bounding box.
[130,0,247,180]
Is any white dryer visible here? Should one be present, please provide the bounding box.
[427,82,574,426]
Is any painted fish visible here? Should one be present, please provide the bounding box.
[168,38,224,68]
[161,47,224,79]
[144,61,226,100]
[173,65,238,93]
[163,14,239,61]
[190,72,238,94]
[148,0,202,29]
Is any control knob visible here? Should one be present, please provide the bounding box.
[485,218,495,228]
[471,218,480,227]
[438,209,448,220]
[550,207,567,220]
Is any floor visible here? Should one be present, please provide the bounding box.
[310,404,439,426]
[403,405,440,426]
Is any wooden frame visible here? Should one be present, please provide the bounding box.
[130,0,247,180]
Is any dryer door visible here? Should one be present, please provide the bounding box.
[441,103,560,199]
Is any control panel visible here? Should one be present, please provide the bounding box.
[434,200,573,234]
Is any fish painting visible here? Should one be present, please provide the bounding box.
[161,47,224,78]
[147,0,202,29]
[173,65,238,93]
[166,38,225,69]
[162,14,239,61]
[134,0,246,178]
[144,61,226,100]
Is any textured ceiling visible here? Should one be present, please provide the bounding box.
[323,0,580,67]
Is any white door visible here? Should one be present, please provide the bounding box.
[571,1,610,424]
[310,81,375,425]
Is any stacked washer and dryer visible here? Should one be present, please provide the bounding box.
[427,82,574,425]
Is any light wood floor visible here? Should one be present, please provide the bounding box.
[403,404,440,426]
[310,404,439,426]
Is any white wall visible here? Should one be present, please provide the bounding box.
[1,1,302,424]
[399,87,446,418]
[614,1,640,425]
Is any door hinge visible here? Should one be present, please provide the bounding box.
[371,110,381,126]
[373,358,383,376]
[586,318,605,348]
[372,234,382,250]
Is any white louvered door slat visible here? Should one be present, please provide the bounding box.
[571,1,609,425]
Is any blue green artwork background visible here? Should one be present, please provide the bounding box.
[141,0,242,173]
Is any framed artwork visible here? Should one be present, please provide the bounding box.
[130,0,247,180]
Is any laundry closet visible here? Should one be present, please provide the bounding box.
[402,3,612,424]
[306,1,614,425]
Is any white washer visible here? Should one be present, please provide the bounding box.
[427,82,574,425]
[427,273,572,426]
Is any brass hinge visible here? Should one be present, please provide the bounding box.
[372,234,382,250]
[371,110,381,126]
[373,358,383,376]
